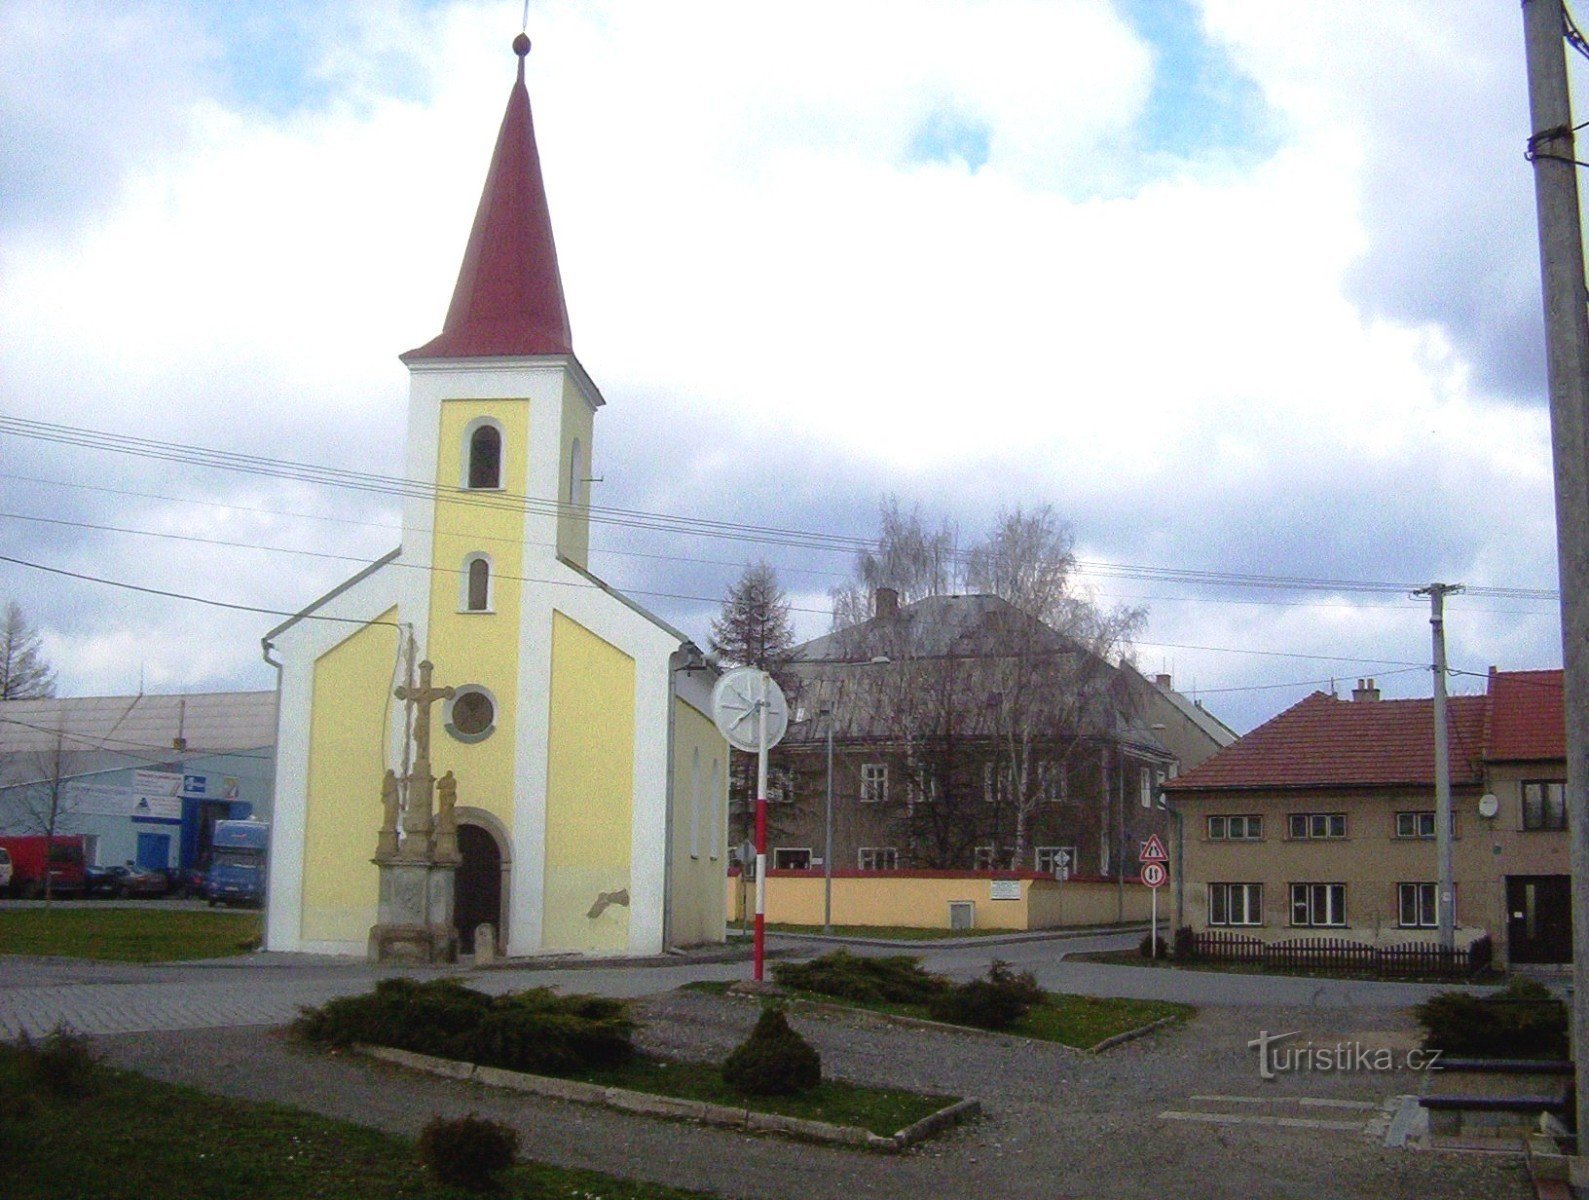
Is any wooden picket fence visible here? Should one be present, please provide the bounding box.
[1184,929,1492,978]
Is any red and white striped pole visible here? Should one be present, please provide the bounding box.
[753,671,770,982]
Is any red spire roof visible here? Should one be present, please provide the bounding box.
[403,35,572,362]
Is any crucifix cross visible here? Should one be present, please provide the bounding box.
[396,659,454,765]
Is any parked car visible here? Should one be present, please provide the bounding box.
[0,847,11,892]
[169,864,208,899]
[85,863,170,899]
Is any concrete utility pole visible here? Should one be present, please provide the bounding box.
[1521,0,1589,1162]
[1414,583,1462,950]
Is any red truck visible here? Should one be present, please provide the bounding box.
[0,835,88,898]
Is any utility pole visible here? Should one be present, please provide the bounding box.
[1414,583,1462,950]
[1522,0,1589,1163]
[822,706,834,936]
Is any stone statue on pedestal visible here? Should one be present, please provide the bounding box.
[368,658,464,963]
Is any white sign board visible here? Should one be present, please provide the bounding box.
[131,770,184,821]
[61,783,138,817]
[989,880,1022,901]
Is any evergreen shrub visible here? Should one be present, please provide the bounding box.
[417,1113,519,1192]
[1415,977,1568,1059]
[772,950,947,1005]
[1138,933,1168,959]
[925,960,1044,1030]
[722,1006,821,1096]
[293,979,634,1074]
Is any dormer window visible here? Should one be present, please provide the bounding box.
[467,423,502,489]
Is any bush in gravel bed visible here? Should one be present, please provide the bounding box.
[722,1006,821,1096]
[292,978,635,1073]
[1415,977,1568,1058]
[926,960,1044,1031]
[416,1113,519,1192]
[772,949,948,1005]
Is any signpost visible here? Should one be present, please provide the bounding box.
[1140,836,1170,958]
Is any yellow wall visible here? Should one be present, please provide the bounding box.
[668,701,727,946]
[727,873,1150,930]
[302,608,398,943]
[557,380,593,568]
[544,612,635,951]
[426,399,528,832]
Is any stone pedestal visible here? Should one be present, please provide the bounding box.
[367,860,458,963]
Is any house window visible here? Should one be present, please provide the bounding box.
[1393,811,1455,839]
[462,554,492,612]
[907,769,939,806]
[1035,845,1076,878]
[860,762,888,803]
[708,756,720,859]
[1140,766,1154,808]
[1398,882,1445,928]
[773,848,811,870]
[466,422,502,489]
[858,846,898,870]
[1208,815,1262,841]
[1523,781,1567,831]
[973,844,998,870]
[1290,883,1347,927]
[689,747,701,860]
[1209,882,1263,926]
[1288,812,1346,840]
[767,766,794,804]
[1038,760,1067,803]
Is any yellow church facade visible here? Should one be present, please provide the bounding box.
[263,36,729,959]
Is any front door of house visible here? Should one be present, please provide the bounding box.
[454,824,502,955]
[1506,874,1572,964]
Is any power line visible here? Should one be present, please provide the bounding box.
[0,415,1559,601]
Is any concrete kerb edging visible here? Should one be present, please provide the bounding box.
[355,1045,979,1152]
[1086,1014,1186,1054]
[763,922,1150,951]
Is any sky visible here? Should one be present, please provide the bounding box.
[0,0,1575,733]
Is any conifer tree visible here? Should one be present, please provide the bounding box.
[0,601,56,700]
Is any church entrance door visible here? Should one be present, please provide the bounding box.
[455,823,503,954]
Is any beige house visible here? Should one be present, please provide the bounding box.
[1162,670,1568,966]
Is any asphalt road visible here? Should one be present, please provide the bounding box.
[0,928,1499,1039]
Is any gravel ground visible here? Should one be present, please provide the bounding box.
[95,992,1529,1200]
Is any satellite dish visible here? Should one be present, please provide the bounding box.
[711,667,789,753]
[1478,793,1499,819]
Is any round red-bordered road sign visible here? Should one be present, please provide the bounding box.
[1141,862,1168,889]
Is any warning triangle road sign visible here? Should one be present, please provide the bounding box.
[1139,834,1169,863]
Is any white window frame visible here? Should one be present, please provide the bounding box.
[1038,760,1067,804]
[1139,765,1153,808]
[1208,814,1263,841]
[1209,882,1263,926]
[767,766,795,804]
[460,552,494,613]
[857,846,898,870]
[1288,812,1346,840]
[1290,882,1347,927]
[1395,811,1440,839]
[1523,780,1567,831]
[773,847,812,870]
[859,762,888,803]
[1035,845,1076,879]
[1398,881,1446,928]
[460,416,506,491]
[973,844,998,871]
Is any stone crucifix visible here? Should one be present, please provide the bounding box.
[395,659,454,855]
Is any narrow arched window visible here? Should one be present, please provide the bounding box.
[466,556,491,611]
[568,438,582,506]
[468,424,501,489]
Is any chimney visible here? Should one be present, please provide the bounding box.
[1154,673,1173,689]
[874,587,899,619]
[1352,678,1380,702]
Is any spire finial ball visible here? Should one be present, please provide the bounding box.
[512,33,531,57]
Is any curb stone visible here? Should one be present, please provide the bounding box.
[354,1044,978,1152]
[1086,1014,1187,1054]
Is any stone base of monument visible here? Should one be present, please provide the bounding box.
[368,860,459,963]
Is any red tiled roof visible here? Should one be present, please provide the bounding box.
[1484,668,1565,762]
[1163,691,1488,792]
[403,37,572,362]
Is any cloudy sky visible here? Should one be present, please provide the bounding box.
[0,0,1574,732]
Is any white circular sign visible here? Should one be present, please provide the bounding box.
[1141,862,1168,889]
[711,667,789,753]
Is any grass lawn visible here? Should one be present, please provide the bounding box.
[563,1054,951,1135]
[0,907,263,962]
[0,1041,709,1200]
[760,923,1033,941]
[684,982,1189,1050]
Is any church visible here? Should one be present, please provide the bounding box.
[263,34,729,959]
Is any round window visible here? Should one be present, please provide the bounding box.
[447,687,496,742]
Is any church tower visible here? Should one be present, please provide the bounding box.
[264,37,728,962]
